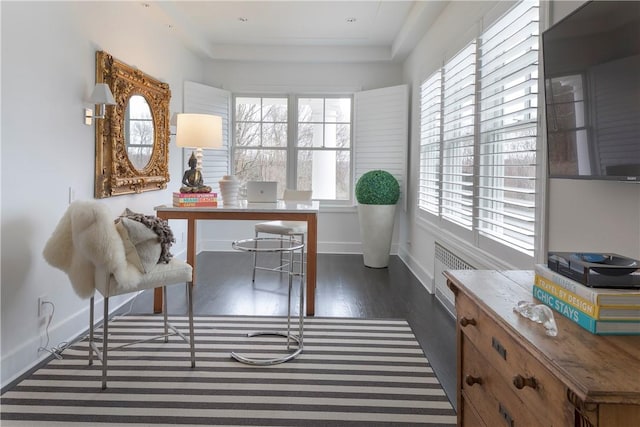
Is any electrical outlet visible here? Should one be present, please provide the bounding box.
[37,295,48,317]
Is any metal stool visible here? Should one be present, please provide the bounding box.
[231,237,305,365]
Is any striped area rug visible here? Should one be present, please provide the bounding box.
[1,315,456,426]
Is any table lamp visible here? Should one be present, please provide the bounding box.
[176,113,223,193]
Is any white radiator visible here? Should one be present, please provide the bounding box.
[434,243,474,316]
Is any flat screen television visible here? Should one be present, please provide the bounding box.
[542,1,640,181]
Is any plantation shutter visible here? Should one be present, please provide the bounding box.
[418,71,443,215]
[477,0,539,256]
[354,84,409,208]
[183,81,231,195]
[441,42,477,229]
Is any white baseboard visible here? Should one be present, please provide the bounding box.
[397,246,435,294]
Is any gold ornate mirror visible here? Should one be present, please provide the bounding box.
[94,51,171,198]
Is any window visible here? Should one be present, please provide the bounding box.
[233,96,288,195]
[297,97,351,200]
[418,71,442,215]
[233,95,352,201]
[419,0,539,257]
[545,74,588,176]
[477,0,539,255]
[442,42,477,229]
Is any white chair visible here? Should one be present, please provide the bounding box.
[252,189,312,282]
[43,200,195,389]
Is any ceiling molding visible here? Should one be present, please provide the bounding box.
[146,1,450,64]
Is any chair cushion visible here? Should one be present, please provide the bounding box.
[255,220,307,235]
[115,217,162,274]
[96,258,193,297]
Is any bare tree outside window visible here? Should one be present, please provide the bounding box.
[234,97,288,197]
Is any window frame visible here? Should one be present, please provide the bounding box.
[231,93,354,204]
[294,95,353,203]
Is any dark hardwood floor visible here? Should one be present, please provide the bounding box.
[128,251,457,409]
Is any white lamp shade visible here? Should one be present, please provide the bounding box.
[176,113,223,149]
[89,83,116,105]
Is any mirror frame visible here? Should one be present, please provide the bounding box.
[94,51,171,198]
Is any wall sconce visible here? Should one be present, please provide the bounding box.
[84,83,116,126]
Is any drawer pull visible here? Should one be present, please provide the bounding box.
[464,375,483,386]
[459,317,476,327]
[513,374,538,390]
[491,337,507,360]
[498,403,514,427]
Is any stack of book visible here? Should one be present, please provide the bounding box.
[172,192,218,207]
[533,264,640,335]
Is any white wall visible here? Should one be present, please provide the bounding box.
[1,1,204,388]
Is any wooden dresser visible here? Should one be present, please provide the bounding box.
[445,270,640,427]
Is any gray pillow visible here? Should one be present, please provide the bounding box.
[115,217,161,273]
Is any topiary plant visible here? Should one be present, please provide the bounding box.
[355,170,400,205]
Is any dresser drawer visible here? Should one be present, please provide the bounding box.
[462,335,543,426]
[456,291,573,426]
[460,395,487,427]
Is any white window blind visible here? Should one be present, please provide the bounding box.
[441,43,477,229]
[354,84,409,208]
[418,71,442,215]
[477,0,539,255]
[183,81,231,195]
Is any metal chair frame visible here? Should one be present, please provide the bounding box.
[88,281,195,389]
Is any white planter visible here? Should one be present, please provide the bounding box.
[357,204,397,268]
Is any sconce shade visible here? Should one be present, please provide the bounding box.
[89,83,116,105]
[176,114,223,149]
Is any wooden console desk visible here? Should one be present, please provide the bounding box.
[155,201,319,316]
[446,270,640,427]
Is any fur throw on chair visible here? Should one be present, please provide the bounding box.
[43,200,143,298]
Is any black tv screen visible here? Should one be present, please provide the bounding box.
[543,1,640,181]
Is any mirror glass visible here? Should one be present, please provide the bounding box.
[125,95,154,170]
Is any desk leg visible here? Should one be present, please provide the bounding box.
[153,218,197,314]
[306,214,317,316]
[187,218,197,283]
[153,288,163,313]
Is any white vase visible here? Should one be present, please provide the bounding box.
[357,204,397,268]
[219,175,240,206]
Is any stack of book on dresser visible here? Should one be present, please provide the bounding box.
[172,192,218,207]
[534,264,640,335]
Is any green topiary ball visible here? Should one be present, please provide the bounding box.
[355,170,400,205]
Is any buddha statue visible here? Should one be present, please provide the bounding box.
[180,152,212,193]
